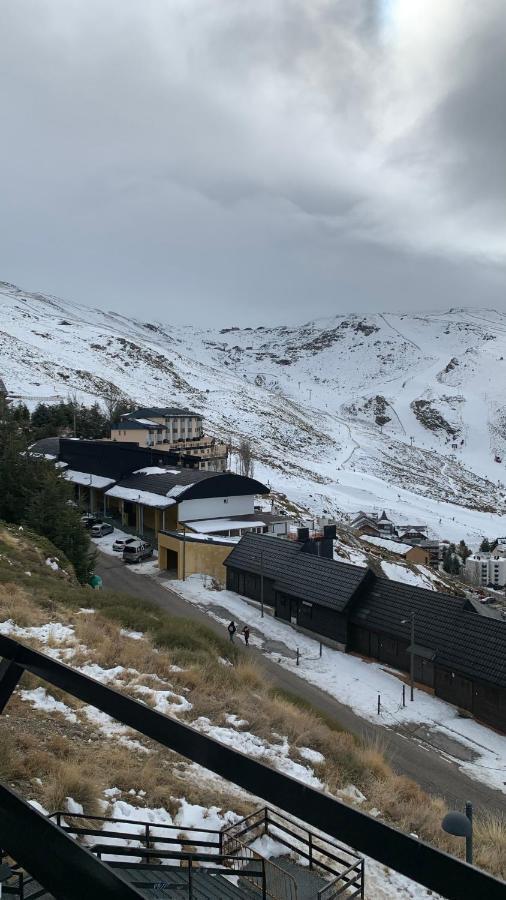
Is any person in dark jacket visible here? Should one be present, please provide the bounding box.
[242,625,250,646]
[227,621,237,642]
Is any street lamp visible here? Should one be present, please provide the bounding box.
[401,612,415,701]
[442,803,473,864]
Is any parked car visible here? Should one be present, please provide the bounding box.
[90,523,114,538]
[112,536,136,553]
[81,514,102,529]
[122,540,153,563]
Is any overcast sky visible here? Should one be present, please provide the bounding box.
[0,0,504,325]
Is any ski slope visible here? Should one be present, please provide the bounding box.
[1,280,506,543]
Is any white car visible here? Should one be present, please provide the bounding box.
[112,536,136,553]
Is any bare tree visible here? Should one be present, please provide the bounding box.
[238,438,254,478]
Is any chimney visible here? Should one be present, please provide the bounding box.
[323,524,337,540]
[297,527,310,543]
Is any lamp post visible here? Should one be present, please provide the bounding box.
[401,612,415,701]
[442,802,473,865]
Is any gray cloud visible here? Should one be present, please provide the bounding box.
[0,0,504,325]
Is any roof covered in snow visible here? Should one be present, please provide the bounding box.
[113,470,269,502]
[105,485,177,508]
[122,406,201,419]
[64,469,115,489]
[361,535,414,555]
[185,518,267,534]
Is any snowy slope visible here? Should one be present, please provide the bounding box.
[1,280,506,542]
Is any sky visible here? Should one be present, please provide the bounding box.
[0,0,504,326]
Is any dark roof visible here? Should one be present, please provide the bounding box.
[224,532,302,579]
[122,407,201,419]
[225,533,371,613]
[28,436,62,457]
[350,577,464,653]
[58,438,198,480]
[436,611,506,687]
[114,470,269,502]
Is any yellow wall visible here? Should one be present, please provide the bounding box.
[110,427,153,446]
[158,532,232,583]
[406,546,429,565]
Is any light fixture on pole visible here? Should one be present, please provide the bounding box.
[442,802,473,865]
[401,612,415,701]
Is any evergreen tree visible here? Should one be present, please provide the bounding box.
[25,471,95,583]
[458,539,471,560]
[479,537,491,552]
[0,418,94,583]
[451,554,461,575]
[442,548,453,574]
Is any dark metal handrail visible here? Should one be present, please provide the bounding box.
[0,784,143,900]
[1,636,505,900]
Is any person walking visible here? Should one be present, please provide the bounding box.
[242,625,250,646]
[227,621,237,642]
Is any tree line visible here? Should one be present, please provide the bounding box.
[8,397,134,442]
[0,419,95,583]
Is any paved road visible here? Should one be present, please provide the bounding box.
[96,553,506,816]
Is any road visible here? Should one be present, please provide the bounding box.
[96,552,506,816]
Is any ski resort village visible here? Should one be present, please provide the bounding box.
[0,282,504,900]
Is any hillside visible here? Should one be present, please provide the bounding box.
[2,280,506,542]
[1,522,505,895]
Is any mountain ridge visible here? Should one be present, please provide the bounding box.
[1,279,506,543]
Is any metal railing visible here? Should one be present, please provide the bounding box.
[318,859,365,899]
[222,807,364,898]
[222,831,297,900]
[1,636,505,900]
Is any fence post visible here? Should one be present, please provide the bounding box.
[377,694,381,715]
[264,807,269,836]
[361,858,365,898]
[319,642,322,658]
[262,859,267,900]
[144,823,150,865]
[296,648,300,667]
[402,684,406,708]
[308,831,313,870]
[188,856,193,900]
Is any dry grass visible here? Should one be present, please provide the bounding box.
[475,814,506,879]
[42,759,105,816]
[1,523,505,881]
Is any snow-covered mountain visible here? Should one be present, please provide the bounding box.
[1,279,506,543]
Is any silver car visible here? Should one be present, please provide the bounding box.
[90,523,114,538]
[122,540,153,563]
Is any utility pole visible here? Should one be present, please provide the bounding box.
[182,523,186,581]
[410,612,415,700]
[260,549,264,618]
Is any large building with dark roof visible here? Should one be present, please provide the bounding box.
[225,533,506,732]
[30,437,269,538]
[110,407,228,472]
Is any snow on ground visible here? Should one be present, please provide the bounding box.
[192,716,324,789]
[3,283,506,544]
[380,561,437,590]
[0,620,75,642]
[169,576,506,793]
[20,687,77,723]
[134,684,193,715]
